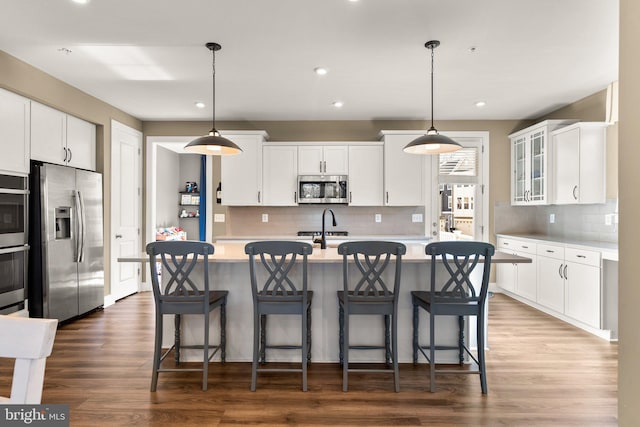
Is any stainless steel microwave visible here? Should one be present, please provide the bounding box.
[297,175,348,204]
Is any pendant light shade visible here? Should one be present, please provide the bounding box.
[184,42,242,155]
[404,40,462,155]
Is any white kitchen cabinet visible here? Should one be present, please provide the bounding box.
[551,122,607,204]
[220,131,267,206]
[348,145,383,206]
[509,120,575,205]
[31,101,96,170]
[66,115,96,170]
[298,145,348,175]
[496,237,537,302]
[536,243,565,313]
[379,132,425,206]
[497,234,611,339]
[0,88,30,174]
[564,248,601,329]
[263,145,298,206]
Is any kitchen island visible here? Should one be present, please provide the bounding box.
[120,241,530,363]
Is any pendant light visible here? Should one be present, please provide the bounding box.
[184,42,242,155]
[404,40,462,155]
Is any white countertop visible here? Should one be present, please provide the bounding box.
[119,242,530,264]
[496,233,618,261]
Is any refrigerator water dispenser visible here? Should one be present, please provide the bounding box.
[55,207,71,239]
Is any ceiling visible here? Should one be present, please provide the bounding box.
[0,0,619,122]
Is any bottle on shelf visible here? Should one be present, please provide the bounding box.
[216,182,222,204]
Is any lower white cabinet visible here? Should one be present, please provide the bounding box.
[496,238,537,302]
[564,248,601,329]
[498,235,604,334]
[536,244,565,313]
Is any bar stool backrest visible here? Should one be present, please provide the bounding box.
[425,241,495,304]
[146,240,214,314]
[338,241,407,303]
[245,241,313,304]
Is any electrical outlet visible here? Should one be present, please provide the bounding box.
[605,214,612,226]
[549,213,555,224]
[214,213,225,223]
[262,214,269,223]
[412,214,423,223]
[375,214,382,223]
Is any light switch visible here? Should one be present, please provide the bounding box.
[262,214,269,223]
[214,213,225,223]
[412,214,423,223]
[375,214,382,223]
[549,214,555,224]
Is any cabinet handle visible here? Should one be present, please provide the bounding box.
[503,242,510,246]
[522,245,529,249]
[67,148,72,162]
[115,234,123,239]
[559,263,564,279]
[323,161,327,173]
[349,191,352,203]
[576,255,587,258]
[546,249,555,253]
[294,192,297,203]
[63,147,68,162]
[573,185,578,200]
[258,191,261,203]
[563,264,568,279]
[319,161,323,173]
[386,192,389,204]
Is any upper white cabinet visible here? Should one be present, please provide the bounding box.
[66,115,96,170]
[551,122,607,205]
[31,102,96,171]
[348,145,383,206]
[380,132,425,206]
[263,145,298,206]
[0,88,30,174]
[298,145,348,175]
[220,131,267,206]
[509,120,575,205]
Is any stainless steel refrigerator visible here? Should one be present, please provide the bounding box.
[28,162,104,322]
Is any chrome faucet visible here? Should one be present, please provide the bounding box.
[320,208,337,249]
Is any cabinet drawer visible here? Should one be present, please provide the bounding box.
[565,248,600,267]
[537,244,564,260]
[498,238,536,254]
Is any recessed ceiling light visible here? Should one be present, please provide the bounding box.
[314,67,328,76]
[195,102,206,109]
[475,101,487,107]
[468,46,478,53]
[57,47,72,55]
[72,0,90,4]
[332,101,344,108]
[348,0,359,2]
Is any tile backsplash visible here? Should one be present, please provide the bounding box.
[494,199,618,243]
[222,205,426,237]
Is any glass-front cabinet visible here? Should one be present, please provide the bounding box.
[509,120,576,206]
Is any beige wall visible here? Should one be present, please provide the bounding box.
[618,0,638,424]
[0,50,142,295]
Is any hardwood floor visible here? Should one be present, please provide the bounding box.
[1,293,617,426]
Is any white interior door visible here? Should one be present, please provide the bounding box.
[110,120,142,301]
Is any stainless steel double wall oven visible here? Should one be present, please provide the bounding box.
[0,174,29,314]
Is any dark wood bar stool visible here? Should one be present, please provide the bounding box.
[245,241,313,391]
[411,241,494,393]
[146,241,228,392]
[337,240,406,392]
